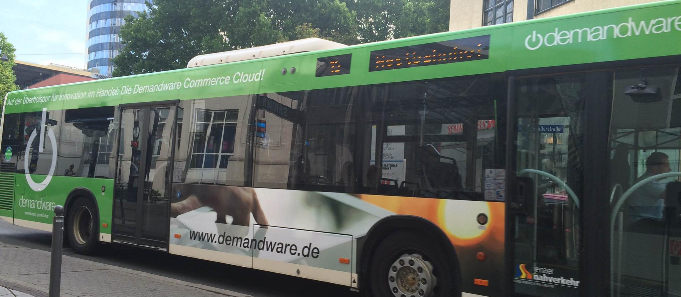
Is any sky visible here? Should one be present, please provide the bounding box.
[0,0,89,69]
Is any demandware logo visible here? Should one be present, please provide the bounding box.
[525,15,681,50]
[514,264,580,288]
[24,108,58,192]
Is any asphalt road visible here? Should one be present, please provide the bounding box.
[0,220,360,297]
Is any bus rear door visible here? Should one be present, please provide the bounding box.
[112,102,178,250]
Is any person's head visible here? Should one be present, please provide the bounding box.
[366,165,379,187]
[69,164,74,170]
[646,152,670,175]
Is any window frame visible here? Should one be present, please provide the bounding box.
[534,0,573,16]
[482,0,514,27]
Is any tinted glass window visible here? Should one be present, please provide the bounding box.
[58,107,116,178]
[252,76,503,198]
[362,75,502,199]
[253,88,357,192]
[609,65,681,297]
[512,73,586,296]
[1,113,24,172]
[14,110,63,176]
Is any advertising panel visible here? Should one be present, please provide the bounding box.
[168,184,505,295]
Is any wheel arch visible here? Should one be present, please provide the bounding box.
[359,215,462,296]
[64,188,100,228]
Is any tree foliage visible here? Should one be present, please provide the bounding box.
[0,32,18,104]
[113,0,449,76]
[348,0,450,43]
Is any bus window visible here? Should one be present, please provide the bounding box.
[609,65,681,297]
[251,91,303,189]
[1,113,24,172]
[253,88,358,193]
[59,107,116,178]
[362,75,501,199]
[16,110,63,177]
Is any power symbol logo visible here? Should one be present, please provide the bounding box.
[25,108,58,192]
[525,31,543,51]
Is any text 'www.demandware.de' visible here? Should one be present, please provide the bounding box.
[188,230,321,258]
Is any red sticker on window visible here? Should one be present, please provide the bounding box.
[670,240,681,256]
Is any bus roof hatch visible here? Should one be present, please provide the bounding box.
[186,38,347,68]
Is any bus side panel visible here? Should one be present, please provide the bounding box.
[167,185,504,295]
[0,171,14,222]
[13,175,114,238]
[251,225,354,286]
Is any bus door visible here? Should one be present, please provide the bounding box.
[509,74,587,297]
[112,102,178,249]
[608,64,681,297]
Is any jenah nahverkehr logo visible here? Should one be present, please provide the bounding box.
[515,264,533,279]
[525,15,681,50]
[514,264,580,288]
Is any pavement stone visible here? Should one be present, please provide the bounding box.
[0,285,34,297]
[0,243,250,297]
[0,287,14,297]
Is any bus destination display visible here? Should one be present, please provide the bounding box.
[316,54,351,77]
[369,35,490,72]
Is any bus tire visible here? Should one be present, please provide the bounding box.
[368,231,456,297]
[66,198,99,255]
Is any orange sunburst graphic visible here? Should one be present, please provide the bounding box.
[515,264,533,280]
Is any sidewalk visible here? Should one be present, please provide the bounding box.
[0,242,250,297]
[0,286,33,297]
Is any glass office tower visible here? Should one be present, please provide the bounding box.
[87,0,152,76]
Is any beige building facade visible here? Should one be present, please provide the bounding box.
[449,0,667,32]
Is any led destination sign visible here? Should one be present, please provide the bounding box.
[316,54,351,77]
[370,35,490,72]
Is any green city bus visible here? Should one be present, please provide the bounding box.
[3,1,681,296]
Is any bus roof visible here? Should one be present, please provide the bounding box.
[6,0,681,114]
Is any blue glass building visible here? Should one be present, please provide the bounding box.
[87,0,152,76]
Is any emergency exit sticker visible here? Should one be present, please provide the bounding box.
[484,169,506,201]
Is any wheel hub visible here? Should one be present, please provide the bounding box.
[73,206,92,245]
[388,254,437,297]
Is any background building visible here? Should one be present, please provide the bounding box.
[13,61,100,90]
[449,0,665,32]
[87,0,152,76]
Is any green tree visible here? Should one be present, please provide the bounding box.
[348,0,450,42]
[113,0,450,76]
[0,32,18,104]
[113,0,358,76]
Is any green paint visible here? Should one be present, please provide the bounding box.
[3,0,681,230]
[13,174,113,234]
[5,1,681,115]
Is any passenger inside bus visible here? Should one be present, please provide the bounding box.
[609,65,681,297]
[627,152,670,232]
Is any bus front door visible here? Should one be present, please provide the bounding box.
[112,104,177,250]
[509,74,586,297]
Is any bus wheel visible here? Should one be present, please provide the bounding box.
[67,198,99,254]
[369,231,456,297]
